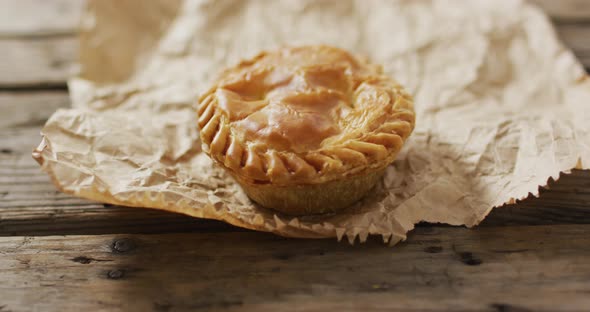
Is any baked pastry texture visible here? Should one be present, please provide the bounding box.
[196,45,415,215]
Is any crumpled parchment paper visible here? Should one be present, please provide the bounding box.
[34,0,590,245]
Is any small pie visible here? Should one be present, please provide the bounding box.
[196,45,415,215]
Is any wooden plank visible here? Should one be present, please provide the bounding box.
[0,203,240,236]
[0,225,589,311]
[531,0,590,21]
[0,37,77,88]
[0,0,84,37]
[0,125,588,235]
[483,170,590,226]
[556,23,590,69]
[0,91,70,128]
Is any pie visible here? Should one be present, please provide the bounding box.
[196,45,415,215]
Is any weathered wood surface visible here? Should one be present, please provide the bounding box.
[1,225,589,311]
[1,1,590,311]
[0,0,84,37]
[0,92,69,128]
[531,0,590,21]
[556,23,590,69]
[0,38,77,88]
[1,1,590,87]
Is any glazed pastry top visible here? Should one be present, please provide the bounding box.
[197,45,415,185]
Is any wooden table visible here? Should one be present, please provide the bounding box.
[1,1,590,311]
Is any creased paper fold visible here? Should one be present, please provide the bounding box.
[34,0,590,244]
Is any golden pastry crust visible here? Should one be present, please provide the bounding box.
[197,45,415,189]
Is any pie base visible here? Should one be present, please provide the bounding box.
[236,167,386,215]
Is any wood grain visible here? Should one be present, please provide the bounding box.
[0,0,84,37]
[556,23,590,68]
[0,2,588,311]
[0,225,589,311]
[0,91,70,128]
[0,37,77,88]
[483,170,590,226]
[531,0,590,21]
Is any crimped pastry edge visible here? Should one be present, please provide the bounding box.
[196,46,415,186]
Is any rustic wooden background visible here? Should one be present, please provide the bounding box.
[1,1,589,311]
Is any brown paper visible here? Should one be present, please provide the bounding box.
[34,0,590,245]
